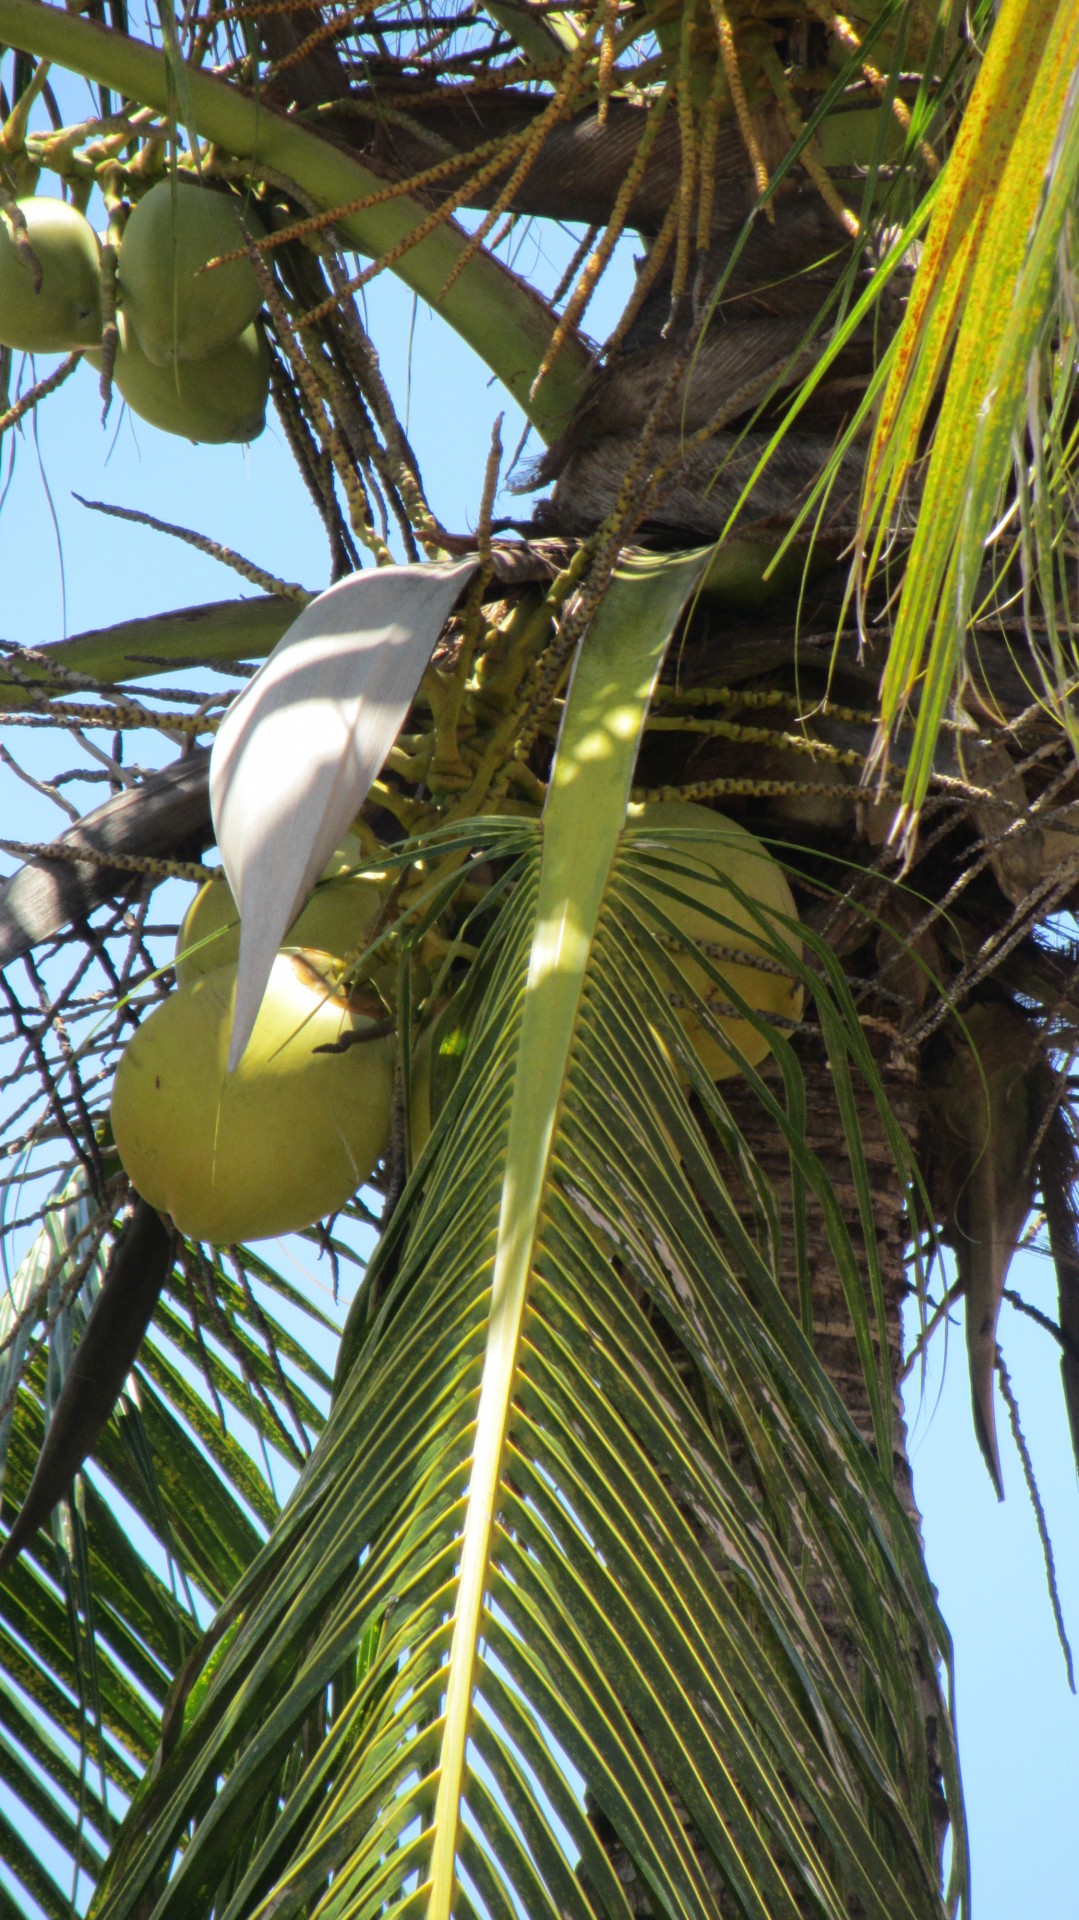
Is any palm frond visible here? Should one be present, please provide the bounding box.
[858,0,1079,832]
[0,1169,341,1919]
[87,557,962,1920]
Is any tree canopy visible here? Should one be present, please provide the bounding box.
[0,1,1078,1916]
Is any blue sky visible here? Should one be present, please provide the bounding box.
[1,237,1077,1917]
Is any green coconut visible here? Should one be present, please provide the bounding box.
[0,197,101,353]
[118,180,266,365]
[111,950,393,1243]
[175,837,385,983]
[626,800,803,1079]
[89,312,269,443]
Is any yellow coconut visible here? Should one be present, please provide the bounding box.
[175,838,385,984]
[118,180,266,365]
[0,197,101,353]
[625,800,803,1079]
[89,312,269,443]
[111,951,393,1243]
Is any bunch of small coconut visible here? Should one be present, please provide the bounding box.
[110,803,805,1243]
[0,181,269,443]
[111,841,394,1245]
[106,179,270,442]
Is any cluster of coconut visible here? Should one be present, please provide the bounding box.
[109,804,803,1247]
[0,182,269,442]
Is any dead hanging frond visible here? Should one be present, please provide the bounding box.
[0,1197,178,1579]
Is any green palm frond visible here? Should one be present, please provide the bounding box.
[87,557,962,1920]
[858,0,1079,831]
[0,1173,340,1919]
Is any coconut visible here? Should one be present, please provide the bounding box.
[89,312,269,443]
[0,197,101,353]
[110,951,393,1243]
[625,800,803,1079]
[117,180,265,365]
[175,836,384,984]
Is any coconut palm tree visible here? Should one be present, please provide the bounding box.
[0,0,1076,1915]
